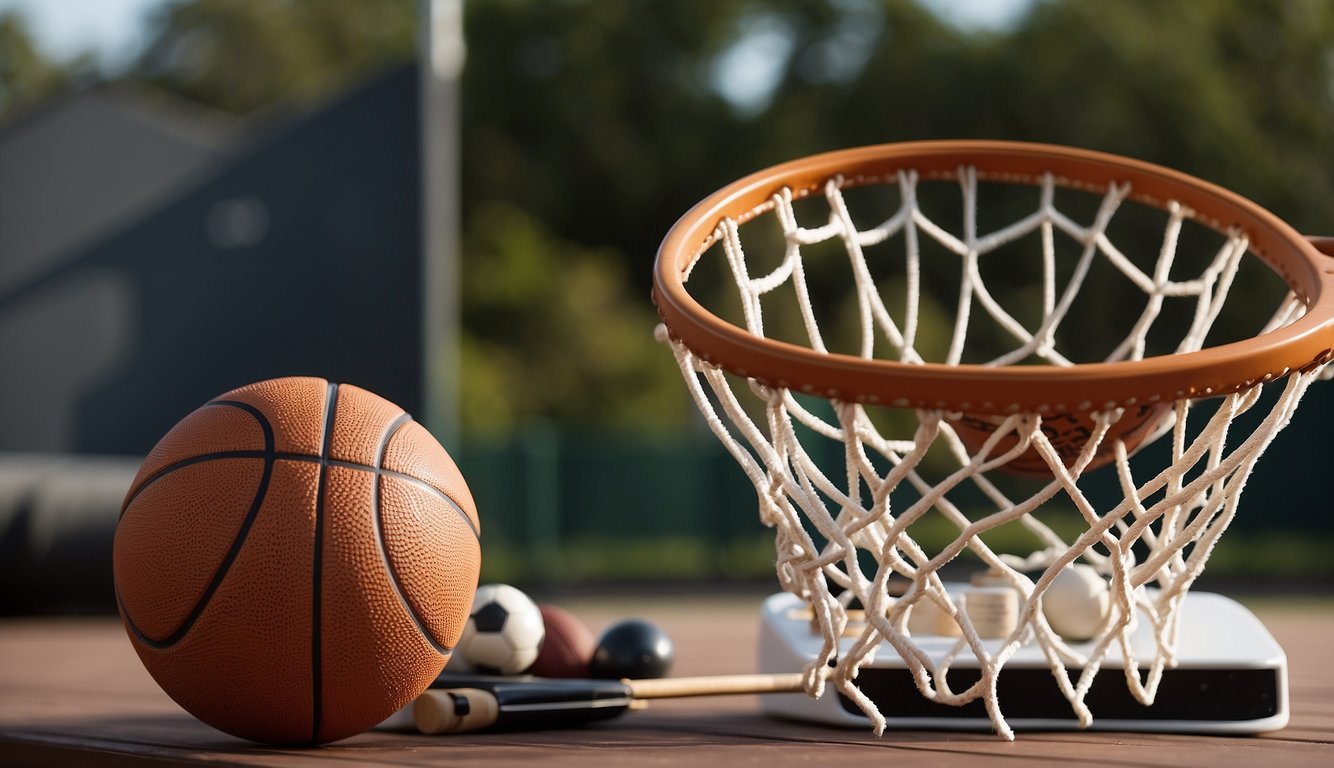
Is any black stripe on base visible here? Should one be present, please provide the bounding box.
[372,413,453,655]
[121,401,276,649]
[309,382,339,745]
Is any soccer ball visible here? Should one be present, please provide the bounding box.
[454,583,545,675]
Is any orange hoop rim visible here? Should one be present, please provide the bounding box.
[652,141,1334,415]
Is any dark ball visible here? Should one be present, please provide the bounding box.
[589,619,674,680]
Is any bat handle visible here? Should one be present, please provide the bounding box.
[414,688,501,734]
[624,672,805,699]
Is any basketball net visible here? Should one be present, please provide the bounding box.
[657,165,1329,739]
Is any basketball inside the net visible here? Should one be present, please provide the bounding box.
[947,404,1170,476]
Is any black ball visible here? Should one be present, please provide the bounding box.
[589,619,674,680]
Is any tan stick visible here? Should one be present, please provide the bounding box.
[624,672,804,699]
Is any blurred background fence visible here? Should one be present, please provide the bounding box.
[457,427,773,586]
[5,415,1331,614]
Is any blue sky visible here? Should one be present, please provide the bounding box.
[0,0,167,69]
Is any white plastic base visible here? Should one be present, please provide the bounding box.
[758,590,1287,733]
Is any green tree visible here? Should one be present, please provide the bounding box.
[458,202,686,435]
[459,0,762,286]
[980,0,1334,233]
[0,12,81,122]
[134,0,416,114]
[122,0,1334,432]
[9,0,1331,435]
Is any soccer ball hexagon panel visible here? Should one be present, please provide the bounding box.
[455,583,545,675]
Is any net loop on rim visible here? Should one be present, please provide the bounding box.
[653,142,1334,739]
[655,142,1334,415]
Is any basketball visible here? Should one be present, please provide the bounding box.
[112,377,481,745]
[946,404,1170,477]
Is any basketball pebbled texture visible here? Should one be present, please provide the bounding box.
[113,377,481,745]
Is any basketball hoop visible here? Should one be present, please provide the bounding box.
[652,141,1334,739]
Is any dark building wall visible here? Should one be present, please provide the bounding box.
[1,65,422,455]
[0,86,237,293]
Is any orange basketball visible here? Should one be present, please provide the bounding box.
[946,403,1171,477]
[112,377,480,745]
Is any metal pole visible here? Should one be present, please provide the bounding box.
[419,0,465,449]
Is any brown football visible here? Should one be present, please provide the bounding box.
[529,604,597,678]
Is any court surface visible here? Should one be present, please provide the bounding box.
[1,594,1330,767]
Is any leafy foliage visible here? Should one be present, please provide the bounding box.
[0,12,88,121]
[458,202,686,435]
[134,0,416,114]
[5,0,1332,436]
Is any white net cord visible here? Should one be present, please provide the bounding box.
[656,166,1328,739]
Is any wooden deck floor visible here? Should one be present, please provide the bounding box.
[1,595,1331,767]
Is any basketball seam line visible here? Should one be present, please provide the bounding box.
[310,382,338,746]
[374,413,454,655]
[117,400,277,650]
[121,449,478,540]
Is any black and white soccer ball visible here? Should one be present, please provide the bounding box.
[454,583,545,675]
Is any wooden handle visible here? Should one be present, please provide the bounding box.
[414,689,501,734]
[624,672,804,700]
